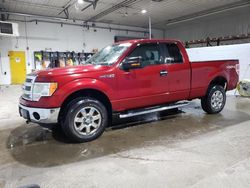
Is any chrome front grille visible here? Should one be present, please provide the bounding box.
[22,75,36,101]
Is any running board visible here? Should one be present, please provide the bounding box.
[119,101,189,119]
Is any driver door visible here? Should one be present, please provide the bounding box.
[116,43,169,111]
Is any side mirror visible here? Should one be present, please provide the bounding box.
[122,56,142,71]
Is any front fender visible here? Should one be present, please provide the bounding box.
[57,78,115,106]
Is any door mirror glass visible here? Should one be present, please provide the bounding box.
[122,56,142,71]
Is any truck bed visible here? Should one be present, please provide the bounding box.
[189,59,239,99]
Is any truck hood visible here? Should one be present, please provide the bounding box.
[34,65,110,77]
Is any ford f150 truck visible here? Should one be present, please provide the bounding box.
[19,39,239,142]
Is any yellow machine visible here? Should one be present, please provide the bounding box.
[9,51,26,84]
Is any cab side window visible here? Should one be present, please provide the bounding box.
[127,43,161,67]
[165,43,183,64]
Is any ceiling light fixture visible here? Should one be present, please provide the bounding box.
[141,9,147,14]
[78,0,84,4]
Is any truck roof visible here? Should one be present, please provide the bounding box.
[116,38,183,45]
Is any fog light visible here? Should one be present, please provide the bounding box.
[33,112,40,120]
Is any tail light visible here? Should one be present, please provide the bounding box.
[236,64,240,75]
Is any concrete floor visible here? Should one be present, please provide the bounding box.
[0,85,250,188]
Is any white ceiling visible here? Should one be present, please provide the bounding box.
[0,0,249,29]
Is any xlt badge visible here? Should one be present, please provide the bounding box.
[100,74,115,78]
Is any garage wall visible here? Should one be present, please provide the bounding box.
[165,6,250,43]
[164,5,250,95]
[0,20,164,85]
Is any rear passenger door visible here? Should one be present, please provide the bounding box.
[162,43,191,101]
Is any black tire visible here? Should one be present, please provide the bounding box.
[61,97,108,142]
[201,85,226,114]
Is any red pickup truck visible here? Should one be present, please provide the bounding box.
[19,39,239,142]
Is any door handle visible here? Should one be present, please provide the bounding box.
[160,70,168,76]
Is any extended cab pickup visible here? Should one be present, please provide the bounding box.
[19,39,239,142]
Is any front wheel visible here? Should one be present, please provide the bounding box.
[62,97,108,142]
[201,85,226,114]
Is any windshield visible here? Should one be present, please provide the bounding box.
[85,43,132,65]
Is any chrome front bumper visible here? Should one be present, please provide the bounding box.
[19,104,60,124]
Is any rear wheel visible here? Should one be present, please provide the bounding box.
[201,85,226,114]
[62,97,108,142]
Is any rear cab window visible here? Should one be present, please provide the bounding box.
[163,43,183,64]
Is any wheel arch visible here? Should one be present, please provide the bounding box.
[207,76,228,92]
[58,89,112,124]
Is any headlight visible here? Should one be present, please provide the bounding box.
[32,82,58,101]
